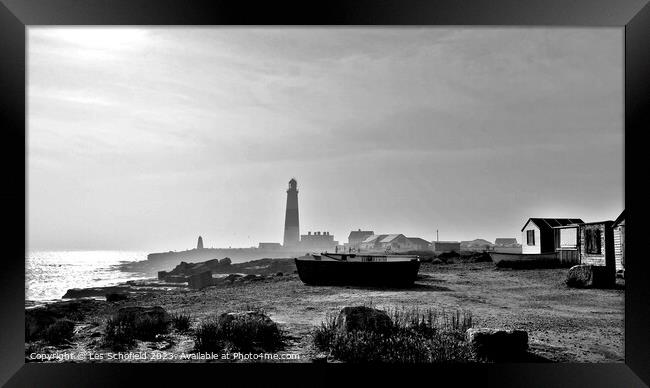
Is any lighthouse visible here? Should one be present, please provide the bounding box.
[283,178,300,247]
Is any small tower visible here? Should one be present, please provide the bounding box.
[283,178,300,247]
[197,236,204,250]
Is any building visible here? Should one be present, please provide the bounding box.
[283,178,300,247]
[430,241,461,253]
[347,229,374,252]
[613,210,625,271]
[494,238,519,247]
[521,218,584,254]
[359,234,419,253]
[407,237,431,251]
[300,231,338,251]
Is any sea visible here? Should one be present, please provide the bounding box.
[26,250,151,303]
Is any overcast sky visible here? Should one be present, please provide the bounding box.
[27,27,623,252]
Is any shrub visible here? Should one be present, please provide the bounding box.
[102,309,170,350]
[43,319,75,344]
[313,307,474,363]
[194,311,285,353]
[171,313,192,332]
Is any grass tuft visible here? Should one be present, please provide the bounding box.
[102,310,169,350]
[194,310,285,353]
[313,306,475,362]
[170,313,192,332]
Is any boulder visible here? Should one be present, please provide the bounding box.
[335,306,393,334]
[242,274,259,281]
[566,265,614,288]
[188,271,214,290]
[224,274,243,282]
[431,258,444,265]
[220,257,232,266]
[466,328,528,361]
[276,272,283,277]
[105,293,129,302]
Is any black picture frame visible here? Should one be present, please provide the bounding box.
[1,0,648,386]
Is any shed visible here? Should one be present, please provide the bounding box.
[521,218,584,254]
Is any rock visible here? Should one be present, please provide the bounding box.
[220,257,232,266]
[566,265,614,288]
[224,274,243,282]
[188,271,214,290]
[106,293,129,302]
[157,271,168,280]
[335,306,393,334]
[116,306,170,326]
[276,272,283,277]
[242,274,259,281]
[466,328,528,361]
[431,258,444,265]
[62,286,133,299]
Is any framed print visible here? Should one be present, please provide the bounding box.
[1,0,649,386]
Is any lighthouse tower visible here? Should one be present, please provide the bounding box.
[283,178,300,247]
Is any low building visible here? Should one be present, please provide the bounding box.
[359,233,419,253]
[300,231,338,251]
[430,241,461,253]
[347,229,374,251]
[407,237,432,251]
[613,210,625,271]
[521,218,584,254]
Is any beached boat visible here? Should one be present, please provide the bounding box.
[294,253,421,287]
[488,251,562,268]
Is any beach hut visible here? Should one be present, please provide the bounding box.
[521,218,584,254]
[553,224,582,266]
[613,210,625,272]
[578,221,616,285]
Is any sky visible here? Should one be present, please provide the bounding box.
[27,27,624,252]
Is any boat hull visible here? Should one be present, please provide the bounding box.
[294,256,420,287]
[489,252,567,268]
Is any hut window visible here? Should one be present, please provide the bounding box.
[585,228,601,254]
[526,230,535,245]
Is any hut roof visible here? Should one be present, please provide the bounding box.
[521,218,584,232]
